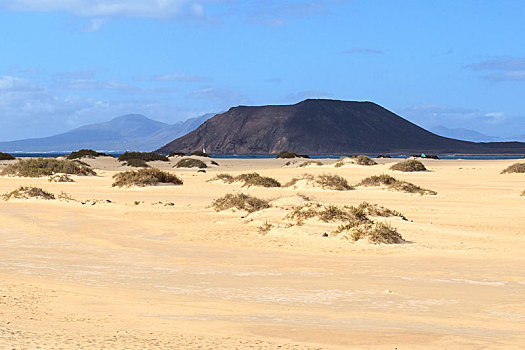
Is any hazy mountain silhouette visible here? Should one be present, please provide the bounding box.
[0,113,214,152]
[157,99,525,155]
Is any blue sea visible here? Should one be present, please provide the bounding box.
[8,152,524,160]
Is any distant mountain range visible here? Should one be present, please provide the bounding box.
[158,99,525,155]
[430,125,525,143]
[0,113,214,153]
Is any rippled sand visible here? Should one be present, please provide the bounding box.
[0,157,524,349]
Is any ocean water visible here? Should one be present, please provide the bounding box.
[8,152,524,160]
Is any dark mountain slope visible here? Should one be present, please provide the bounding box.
[157,99,525,155]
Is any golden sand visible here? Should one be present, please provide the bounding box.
[0,157,524,349]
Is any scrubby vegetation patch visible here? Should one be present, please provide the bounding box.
[501,163,525,174]
[284,201,406,244]
[211,193,270,213]
[118,152,168,162]
[276,151,309,159]
[210,172,281,187]
[358,174,436,195]
[49,174,75,183]
[175,158,207,169]
[124,159,150,168]
[298,160,323,167]
[190,150,211,158]
[1,158,96,177]
[2,186,55,200]
[390,159,427,172]
[0,152,15,161]
[285,173,353,191]
[112,168,183,187]
[67,149,113,160]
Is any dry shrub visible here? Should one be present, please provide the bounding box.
[48,174,75,183]
[316,174,353,190]
[2,186,55,200]
[276,151,309,159]
[0,152,15,161]
[355,155,377,165]
[521,190,525,196]
[211,172,281,187]
[124,159,150,168]
[1,158,96,177]
[298,160,323,167]
[501,163,525,174]
[358,174,436,195]
[390,159,427,172]
[112,168,183,187]
[175,158,207,168]
[285,201,405,244]
[211,193,270,213]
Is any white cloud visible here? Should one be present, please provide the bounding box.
[466,57,525,82]
[0,0,205,19]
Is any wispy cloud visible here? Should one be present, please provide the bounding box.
[465,57,525,82]
[0,0,205,20]
[188,86,248,104]
[137,73,208,82]
[342,48,383,55]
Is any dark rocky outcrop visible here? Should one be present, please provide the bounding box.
[157,99,525,155]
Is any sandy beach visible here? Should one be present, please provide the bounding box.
[1,157,524,349]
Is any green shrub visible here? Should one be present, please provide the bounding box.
[190,150,210,157]
[67,149,113,159]
[118,152,168,162]
[0,152,15,160]
[501,163,525,174]
[298,160,323,167]
[211,193,270,213]
[112,168,183,187]
[390,159,427,172]
[124,159,150,168]
[276,151,309,159]
[355,155,377,165]
[358,174,436,195]
[1,158,96,177]
[2,186,55,200]
[175,158,207,168]
[316,174,353,191]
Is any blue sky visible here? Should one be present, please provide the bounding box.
[1,0,525,141]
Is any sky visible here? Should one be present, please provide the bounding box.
[1,0,525,141]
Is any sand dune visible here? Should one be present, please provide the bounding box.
[0,157,524,349]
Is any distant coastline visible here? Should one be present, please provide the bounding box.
[7,152,523,160]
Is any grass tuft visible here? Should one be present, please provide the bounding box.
[112,168,183,187]
[390,159,427,172]
[2,186,55,200]
[501,163,525,174]
[211,193,270,213]
[355,155,377,165]
[1,158,96,177]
